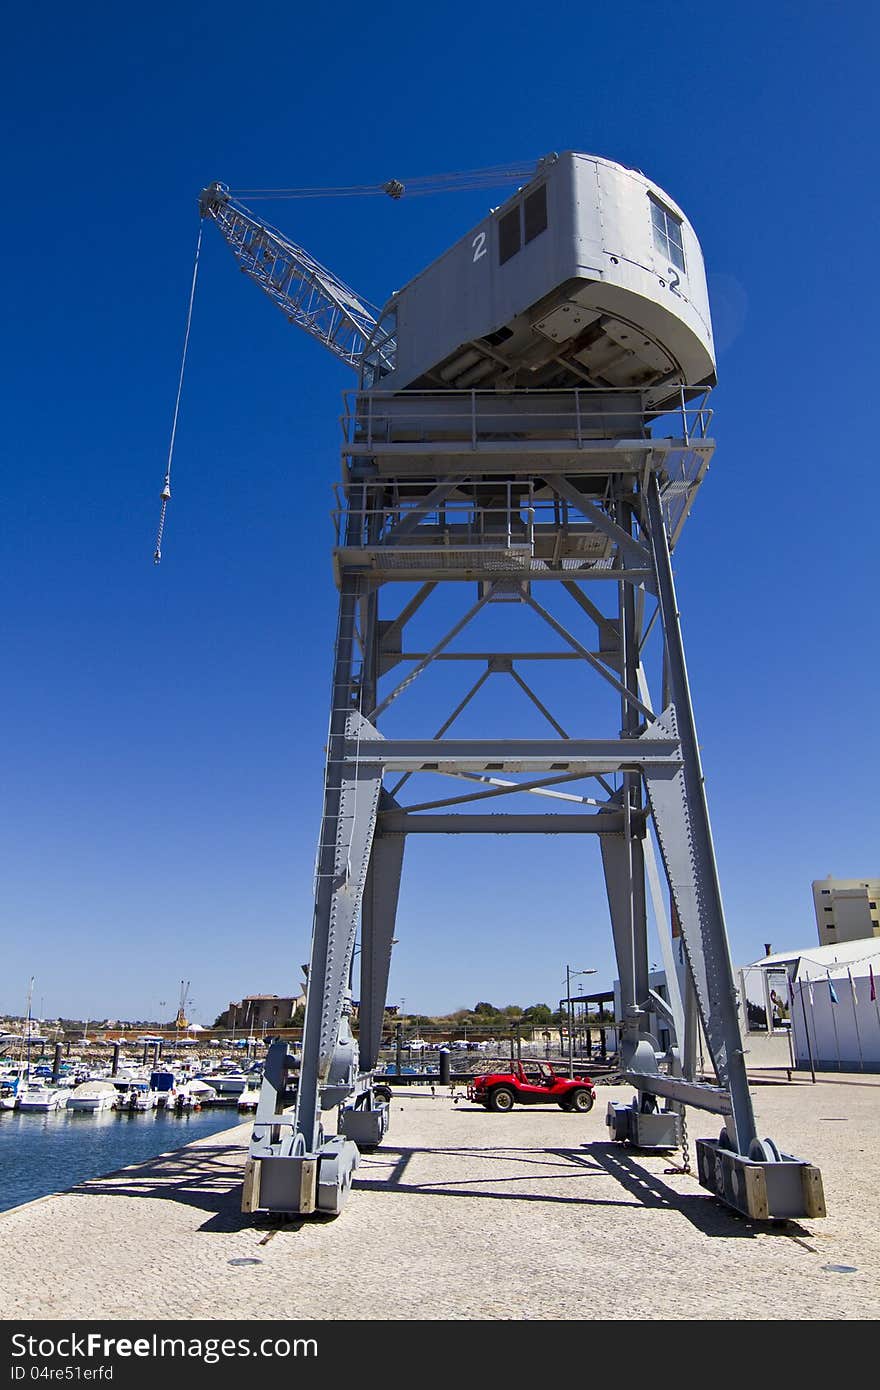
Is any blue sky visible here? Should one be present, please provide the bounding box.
[2,3,877,1024]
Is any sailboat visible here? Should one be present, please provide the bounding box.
[11,977,65,1111]
[1,978,39,1106]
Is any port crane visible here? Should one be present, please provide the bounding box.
[186,157,824,1223]
[174,980,191,1032]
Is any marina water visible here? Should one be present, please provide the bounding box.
[0,1105,239,1213]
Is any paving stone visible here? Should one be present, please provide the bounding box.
[1,1078,877,1321]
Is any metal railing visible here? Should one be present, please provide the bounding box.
[331,483,613,551]
[342,385,713,452]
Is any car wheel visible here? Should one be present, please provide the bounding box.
[568,1088,594,1114]
[488,1087,515,1113]
[372,1085,393,1104]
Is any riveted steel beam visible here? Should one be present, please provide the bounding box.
[344,736,681,774]
[380,813,630,834]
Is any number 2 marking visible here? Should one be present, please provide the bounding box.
[472,232,487,263]
[668,267,681,295]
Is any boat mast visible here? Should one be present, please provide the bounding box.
[24,976,34,1081]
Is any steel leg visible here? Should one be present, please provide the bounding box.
[643,475,757,1155]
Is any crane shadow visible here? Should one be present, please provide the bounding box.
[354,1140,751,1235]
[66,1136,815,1243]
[574,1143,752,1237]
[582,1144,815,1240]
[65,1141,258,1233]
[357,1140,813,1240]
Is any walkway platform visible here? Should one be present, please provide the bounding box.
[1,1080,877,1320]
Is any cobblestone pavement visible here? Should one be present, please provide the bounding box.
[1,1077,877,1321]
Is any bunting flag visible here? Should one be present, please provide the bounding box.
[848,968,858,1006]
[870,964,877,1003]
[828,974,839,1005]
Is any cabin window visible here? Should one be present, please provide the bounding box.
[482,325,514,346]
[498,185,549,265]
[499,207,521,265]
[649,193,685,272]
[524,184,548,243]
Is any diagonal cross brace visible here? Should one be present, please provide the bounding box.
[525,593,656,723]
[545,474,652,570]
[385,479,459,543]
[369,588,494,721]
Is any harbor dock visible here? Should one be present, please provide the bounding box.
[2,1077,878,1321]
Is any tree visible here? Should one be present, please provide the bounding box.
[522,1003,553,1024]
[473,1002,497,1016]
[291,1005,306,1027]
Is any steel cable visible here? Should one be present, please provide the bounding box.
[231,160,540,201]
[154,221,203,564]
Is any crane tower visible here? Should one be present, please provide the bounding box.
[198,153,824,1223]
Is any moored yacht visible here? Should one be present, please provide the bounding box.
[17,1080,67,1112]
[67,1080,119,1113]
[113,1078,159,1111]
[197,1067,249,1096]
[237,1077,262,1112]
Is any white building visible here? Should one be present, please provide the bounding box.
[812,875,880,946]
[747,940,880,1073]
[611,937,880,1076]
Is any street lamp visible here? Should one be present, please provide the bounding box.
[564,966,597,1077]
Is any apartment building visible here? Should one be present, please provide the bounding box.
[812,875,880,945]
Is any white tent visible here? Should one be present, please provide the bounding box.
[748,941,880,1073]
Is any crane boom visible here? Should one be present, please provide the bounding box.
[199,182,393,372]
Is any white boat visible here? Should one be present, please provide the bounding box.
[171,1078,213,1112]
[128,1082,159,1111]
[148,1071,178,1108]
[67,1080,118,1113]
[237,1078,262,1112]
[114,1079,159,1111]
[17,1080,68,1112]
[185,1078,218,1103]
[199,1070,248,1096]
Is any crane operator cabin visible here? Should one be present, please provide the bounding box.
[361,151,716,398]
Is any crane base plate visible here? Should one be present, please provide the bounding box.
[241,1138,360,1217]
[695,1139,825,1221]
[606,1100,681,1149]
[339,1100,389,1148]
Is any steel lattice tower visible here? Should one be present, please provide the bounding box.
[197,154,825,1223]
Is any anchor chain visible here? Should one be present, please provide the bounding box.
[665,1106,693,1178]
[679,1106,691,1174]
